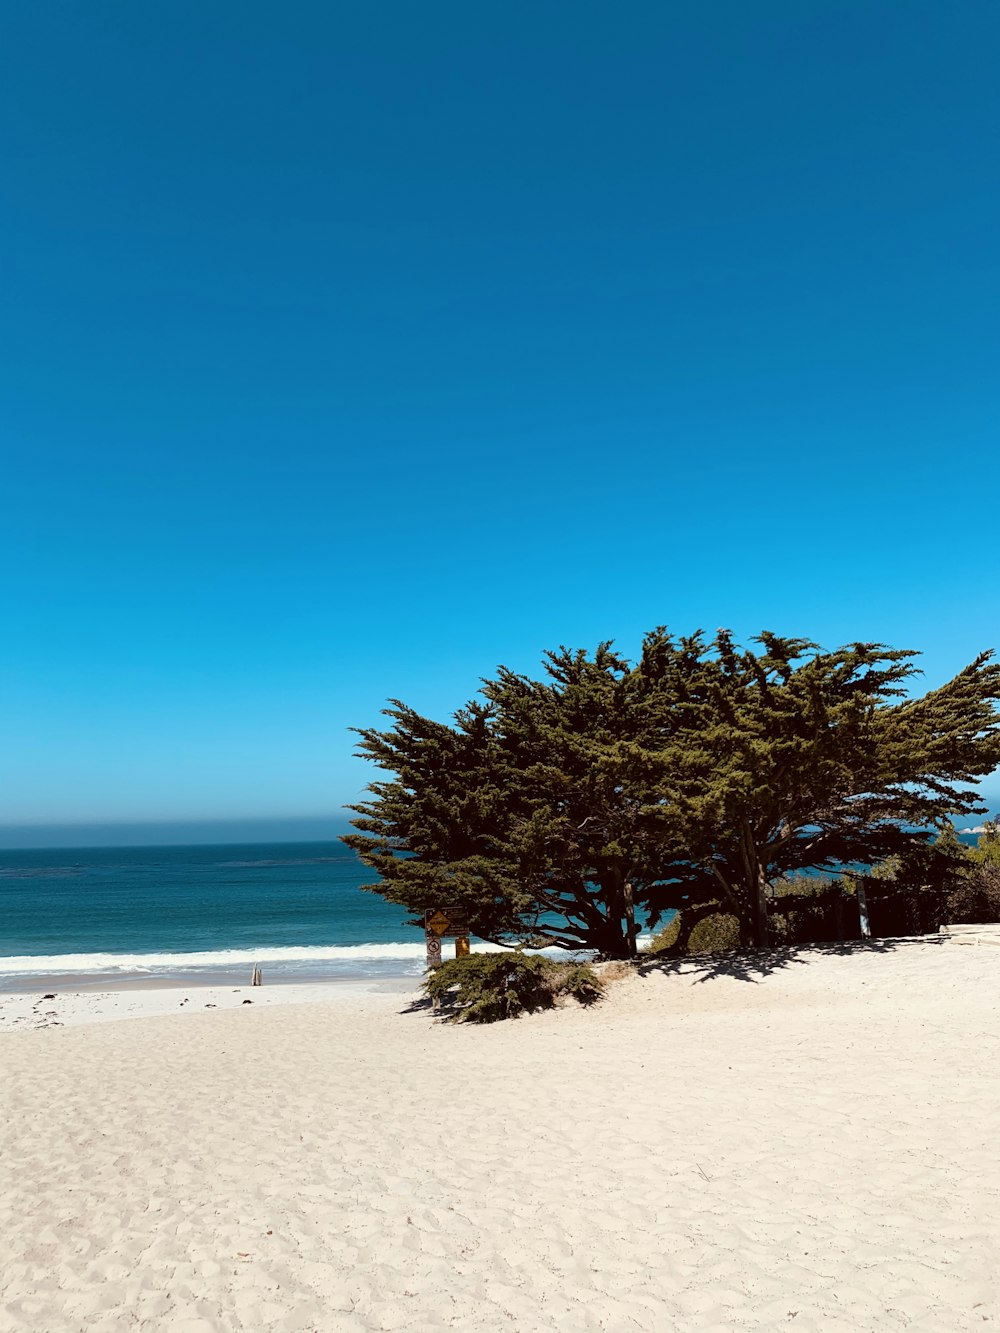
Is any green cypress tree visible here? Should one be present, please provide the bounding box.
[345,629,1000,955]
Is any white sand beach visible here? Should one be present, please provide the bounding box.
[2,939,998,1332]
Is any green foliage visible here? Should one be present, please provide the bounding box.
[645,915,681,954]
[768,877,860,946]
[346,628,1000,956]
[946,862,1000,924]
[837,826,980,937]
[972,819,1000,869]
[686,913,742,954]
[930,821,1000,923]
[643,846,997,953]
[557,962,606,1005]
[855,822,974,894]
[768,874,840,897]
[646,891,862,955]
[423,953,603,1023]
[866,855,904,882]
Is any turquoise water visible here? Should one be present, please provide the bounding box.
[0,842,425,988]
[3,833,981,989]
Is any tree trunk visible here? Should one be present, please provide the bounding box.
[593,889,631,959]
[623,880,637,959]
[597,870,636,960]
[739,819,770,949]
[754,862,770,950]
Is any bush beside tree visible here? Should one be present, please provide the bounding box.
[423,953,603,1023]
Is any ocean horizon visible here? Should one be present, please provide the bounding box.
[0,838,612,991]
[0,840,432,991]
[1,833,982,992]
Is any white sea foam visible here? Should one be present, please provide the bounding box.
[0,935,653,977]
[0,942,429,975]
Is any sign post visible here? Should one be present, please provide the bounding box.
[857,883,871,939]
[424,931,442,969]
[424,907,471,968]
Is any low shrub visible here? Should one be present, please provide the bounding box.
[644,915,681,955]
[686,912,741,954]
[424,952,603,1023]
[945,863,1000,925]
[768,876,861,945]
[644,909,750,955]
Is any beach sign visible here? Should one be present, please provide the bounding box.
[424,907,471,968]
[424,908,469,938]
[425,932,442,968]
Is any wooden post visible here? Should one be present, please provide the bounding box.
[251,964,262,986]
[623,881,637,959]
[755,865,770,949]
[425,930,442,1014]
[425,931,442,969]
[857,884,871,939]
[455,934,470,958]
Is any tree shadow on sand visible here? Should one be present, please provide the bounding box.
[636,933,946,985]
[397,935,949,1012]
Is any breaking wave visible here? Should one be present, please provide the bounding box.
[0,942,431,975]
[0,937,651,978]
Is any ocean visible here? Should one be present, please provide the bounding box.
[0,842,426,991]
[2,833,983,992]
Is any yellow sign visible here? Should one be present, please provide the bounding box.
[427,910,450,937]
[425,907,470,938]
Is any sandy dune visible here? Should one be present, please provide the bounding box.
[2,939,998,1332]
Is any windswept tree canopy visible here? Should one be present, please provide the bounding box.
[344,629,1000,956]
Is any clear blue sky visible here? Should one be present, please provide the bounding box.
[3,1,999,842]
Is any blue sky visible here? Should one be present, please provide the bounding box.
[3,1,1000,841]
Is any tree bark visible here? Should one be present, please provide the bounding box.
[591,884,628,959]
[739,819,770,949]
[755,862,770,950]
[596,870,636,960]
[623,880,637,959]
